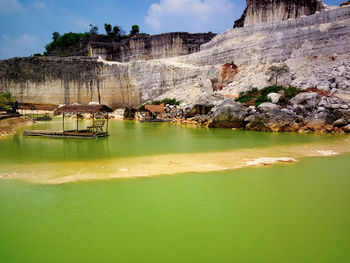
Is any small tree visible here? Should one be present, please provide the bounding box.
[89,24,99,35]
[104,23,112,35]
[52,32,60,42]
[266,64,289,85]
[0,92,14,111]
[130,25,139,35]
[112,25,120,36]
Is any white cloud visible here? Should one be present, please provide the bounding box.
[0,0,23,15]
[0,34,40,59]
[145,0,237,33]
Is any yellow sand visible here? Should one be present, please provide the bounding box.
[2,136,350,184]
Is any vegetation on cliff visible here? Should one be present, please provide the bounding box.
[236,85,302,106]
[265,64,289,85]
[44,24,143,56]
[45,32,89,55]
[0,92,14,111]
[138,98,180,112]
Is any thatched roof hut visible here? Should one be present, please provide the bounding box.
[54,104,113,115]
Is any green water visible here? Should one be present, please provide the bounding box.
[0,118,343,163]
[0,119,349,262]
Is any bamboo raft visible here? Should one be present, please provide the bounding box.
[23,130,109,138]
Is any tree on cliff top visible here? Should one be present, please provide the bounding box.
[266,64,289,85]
[45,32,89,54]
[104,23,112,35]
[89,24,99,35]
[52,32,60,42]
[130,25,139,35]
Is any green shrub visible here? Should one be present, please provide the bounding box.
[138,98,180,112]
[284,86,302,100]
[45,32,89,53]
[149,98,180,106]
[236,88,260,104]
[138,104,146,112]
[0,92,14,110]
[236,86,302,106]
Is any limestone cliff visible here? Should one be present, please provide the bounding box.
[235,0,326,27]
[0,6,349,108]
[48,32,216,62]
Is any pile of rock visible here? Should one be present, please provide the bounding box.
[174,92,350,133]
[134,104,182,122]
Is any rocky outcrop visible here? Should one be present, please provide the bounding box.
[175,91,350,132]
[243,0,326,27]
[48,32,216,62]
[233,7,248,28]
[208,100,247,128]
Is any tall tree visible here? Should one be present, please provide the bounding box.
[104,23,112,35]
[52,32,60,42]
[130,25,139,35]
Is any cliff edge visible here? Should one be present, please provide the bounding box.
[235,0,327,28]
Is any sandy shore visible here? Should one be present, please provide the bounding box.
[1,136,350,184]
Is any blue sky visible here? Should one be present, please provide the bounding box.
[0,0,344,59]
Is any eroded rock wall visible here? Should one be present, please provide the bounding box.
[243,0,326,26]
[0,56,217,107]
[48,32,216,62]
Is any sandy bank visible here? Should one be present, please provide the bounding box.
[0,116,34,136]
[1,135,349,184]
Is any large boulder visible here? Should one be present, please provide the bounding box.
[342,124,350,132]
[245,108,300,132]
[208,100,247,128]
[333,118,348,127]
[304,111,334,131]
[267,92,283,104]
[184,93,225,118]
[290,92,320,109]
[257,102,279,113]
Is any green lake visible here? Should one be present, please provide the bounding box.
[0,119,349,262]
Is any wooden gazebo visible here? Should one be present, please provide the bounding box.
[24,104,114,139]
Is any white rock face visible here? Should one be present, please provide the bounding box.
[243,0,326,26]
[0,6,350,106]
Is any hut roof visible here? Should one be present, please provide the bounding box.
[54,104,114,115]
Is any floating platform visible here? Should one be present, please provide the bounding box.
[23,129,109,139]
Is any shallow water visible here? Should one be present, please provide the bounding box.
[1,118,350,183]
[0,119,349,262]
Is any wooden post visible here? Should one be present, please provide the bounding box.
[106,113,109,133]
[92,113,95,135]
[76,113,79,131]
[62,114,65,135]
